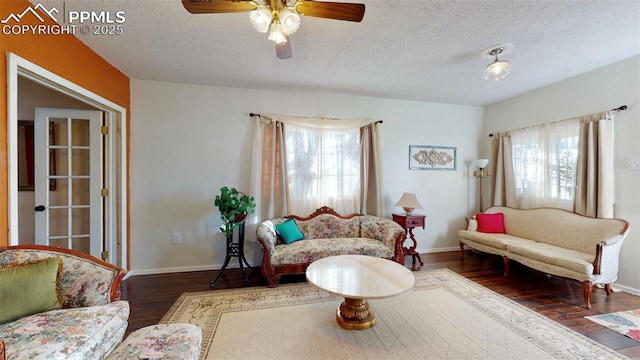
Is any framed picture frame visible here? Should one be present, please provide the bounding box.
[409,145,456,170]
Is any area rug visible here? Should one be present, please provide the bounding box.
[160,268,625,359]
[586,309,640,342]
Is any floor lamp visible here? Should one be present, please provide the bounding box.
[474,159,490,212]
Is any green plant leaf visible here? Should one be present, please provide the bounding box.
[214,186,257,234]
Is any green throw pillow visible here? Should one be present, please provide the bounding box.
[275,219,304,244]
[0,257,63,324]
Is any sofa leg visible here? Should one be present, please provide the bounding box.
[582,281,593,309]
[605,283,614,296]
[502,256,510,276]
[459,242,465,259]
[266,275,281,288]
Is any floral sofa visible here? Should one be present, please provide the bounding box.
[257,206,406,287]
[458,206,630,309]
[0,245,128,360]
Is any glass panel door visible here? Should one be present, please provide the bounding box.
[34,108,102,258]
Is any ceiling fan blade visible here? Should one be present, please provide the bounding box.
[294,1,365,22]
[275,37,293,60]
[182,0,258,14]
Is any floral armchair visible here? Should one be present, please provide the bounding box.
[0,245,128,360]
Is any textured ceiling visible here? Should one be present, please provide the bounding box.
[35,0,640,106]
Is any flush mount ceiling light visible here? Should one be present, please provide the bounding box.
[481,43,514,81]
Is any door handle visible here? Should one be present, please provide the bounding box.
[34,205,46,212]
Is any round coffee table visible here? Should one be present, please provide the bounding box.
[306,255,415,330]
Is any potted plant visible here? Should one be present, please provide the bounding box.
[214,186,256,238]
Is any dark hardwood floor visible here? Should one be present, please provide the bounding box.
[122,251,640,358]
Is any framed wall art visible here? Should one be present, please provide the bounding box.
[409,145,456,170]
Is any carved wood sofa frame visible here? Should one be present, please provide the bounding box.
[257,206,405,287]
[0,244,127,302]
[459,206,630,309]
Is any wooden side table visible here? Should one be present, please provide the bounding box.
[392,213,425,271]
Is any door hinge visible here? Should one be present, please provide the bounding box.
[101,126,109,135]
[101,250,109,260]
[101,188,109,197]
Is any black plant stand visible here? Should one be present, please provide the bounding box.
[210,222,251,287]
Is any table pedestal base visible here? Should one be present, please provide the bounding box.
[336,298,376,330]
[403,246,424,271]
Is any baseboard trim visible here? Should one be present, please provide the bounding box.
[127,262,256,277]
[612,283,640,296]
[128,249,461,277]
[417,246,460,254]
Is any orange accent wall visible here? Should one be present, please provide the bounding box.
[0,0,130,247]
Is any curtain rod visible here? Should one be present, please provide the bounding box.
[488,104,628,137]
[250,113,382,124]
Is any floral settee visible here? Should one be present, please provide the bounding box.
[458,206,630,309]
[0,245,128,360]
[257,206,406,287]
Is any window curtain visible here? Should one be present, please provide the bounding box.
[510,120,580,210]
[284,123,361,216]
[359,122,385,216]
[574,111,614,218]
[249,114,381,219]
[490,132,517,207]
[249,115,290,222]
[489,110,614,218]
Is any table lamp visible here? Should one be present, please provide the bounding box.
[395,192,422,215]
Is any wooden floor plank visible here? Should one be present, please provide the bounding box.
[122,250,640,356]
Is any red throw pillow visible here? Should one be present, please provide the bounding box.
[476,212,506,233]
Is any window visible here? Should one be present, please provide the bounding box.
[284,124,360,215]
[511,120,579,210]
[250,115,383,219]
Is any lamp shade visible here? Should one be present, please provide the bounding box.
[395,192,422,214]
[268,21,287,44]
[482,59,511,81]
[249,8,272,33]
[279,8,300,35]
[476,159,489,168]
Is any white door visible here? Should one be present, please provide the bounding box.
[34,108,103,259]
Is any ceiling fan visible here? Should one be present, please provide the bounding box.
[182,0,365,59]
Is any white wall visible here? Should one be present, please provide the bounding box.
[484,55,640,293]
[130,79,483,274]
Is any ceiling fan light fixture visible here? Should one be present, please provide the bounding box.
[482,47,512,81]
[181,0,367,60]
[268,21,287,45]
[279,8,300,35]
[249,7,272,33]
